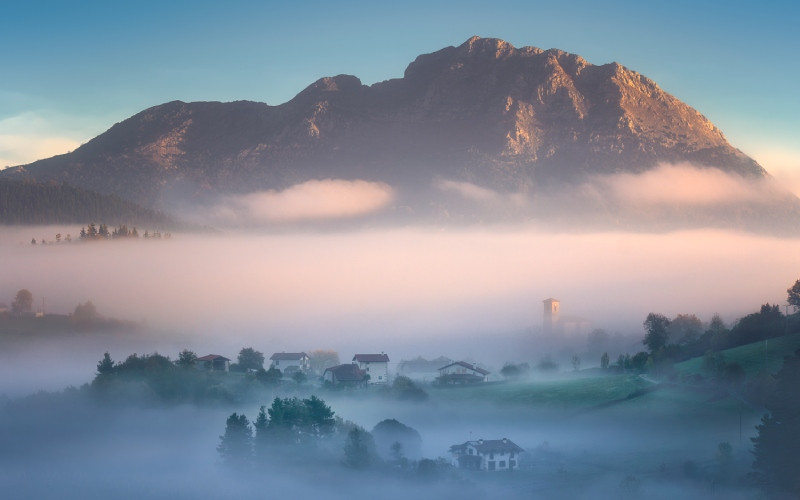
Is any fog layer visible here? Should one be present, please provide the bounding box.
[2,225,796,348]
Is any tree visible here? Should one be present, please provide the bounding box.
[372,419,422,460]
[537,355,558,373]
[601,352,610,370]
[96,352,115,375]
[176,349,197,368]
[253,405,270,460]
[391,375,429,401]
[292,370,307,385]
[256,367,282,386]
[629,352,650,373]
[751,349,800,496]
[787,279,800,309]
[303,395,335,436]
[72,301,98,323]
[12,289,33,314]
[343,427,376,469]
[643,313,671,353]
[668,313,703,346]
[501,363,527,379]
[308,349,340,374]
[217,413,253,465]
[236,347,265,371]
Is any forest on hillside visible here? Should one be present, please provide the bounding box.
[0,179,174,227]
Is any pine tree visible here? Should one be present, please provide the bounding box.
[344,427,375,469]
[217,413,253,465]
[751,349,800,496]
[96,352,115,375]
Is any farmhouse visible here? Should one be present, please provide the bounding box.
[269,352,310,373]
[449,438,524,471]
[437,361,490,384]
[197,354,230,372]
[323,363,367,387]
[352,353,390,384]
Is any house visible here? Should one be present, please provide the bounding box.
[352,353,390,384]
[269,352,310,373]
[322,363,367,387]
[449,438,524,471]
[437,361,490,384]
[197,354,230,372]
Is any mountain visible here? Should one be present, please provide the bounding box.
[0,178,178,228]
[2,36,796,232]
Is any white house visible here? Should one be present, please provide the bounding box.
[269,352,310,373]
[437,361,490,384]
[449,438,524,471]
[196,354,230,372]
[352,353,390,384]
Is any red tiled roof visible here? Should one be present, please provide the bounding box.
[197,354,230,362]
[353,353,389,362]
[324,363,366,381]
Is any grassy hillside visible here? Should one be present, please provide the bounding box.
[428,374,652,409]
[674,332,800,379]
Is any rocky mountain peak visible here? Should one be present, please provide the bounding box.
[457,36,517,59]
[0,36,781,231]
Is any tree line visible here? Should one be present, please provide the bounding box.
[0,178,173,227]
[217,395,449,479]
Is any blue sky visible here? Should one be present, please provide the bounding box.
[1,0,798,186]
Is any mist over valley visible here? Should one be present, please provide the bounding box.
[2,30,800,499]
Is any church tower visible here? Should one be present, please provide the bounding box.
[543,298,560,335]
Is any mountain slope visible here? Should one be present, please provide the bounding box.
[0,179,177,227]
[2,36,791,231]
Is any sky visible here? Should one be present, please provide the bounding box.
[1,0,799,188]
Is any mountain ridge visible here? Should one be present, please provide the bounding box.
[2,36,790,232]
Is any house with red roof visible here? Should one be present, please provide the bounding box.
[352,353,390,384]
[449,438,524,471]
[197,354,230,372]
[322,363,367,387]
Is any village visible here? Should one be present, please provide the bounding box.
[194,349,523,471]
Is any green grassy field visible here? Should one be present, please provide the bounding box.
[674,332,800,379]
[428,374,652,409]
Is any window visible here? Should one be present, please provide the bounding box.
[468,448,473,455]
[499,461,506,468]
[489,452,494,459]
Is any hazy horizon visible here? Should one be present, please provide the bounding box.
[2,222,797,395]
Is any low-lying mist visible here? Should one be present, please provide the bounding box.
[1,223,798,393]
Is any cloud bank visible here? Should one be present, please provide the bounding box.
[207,179,394,225]
[594,163,782,207]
